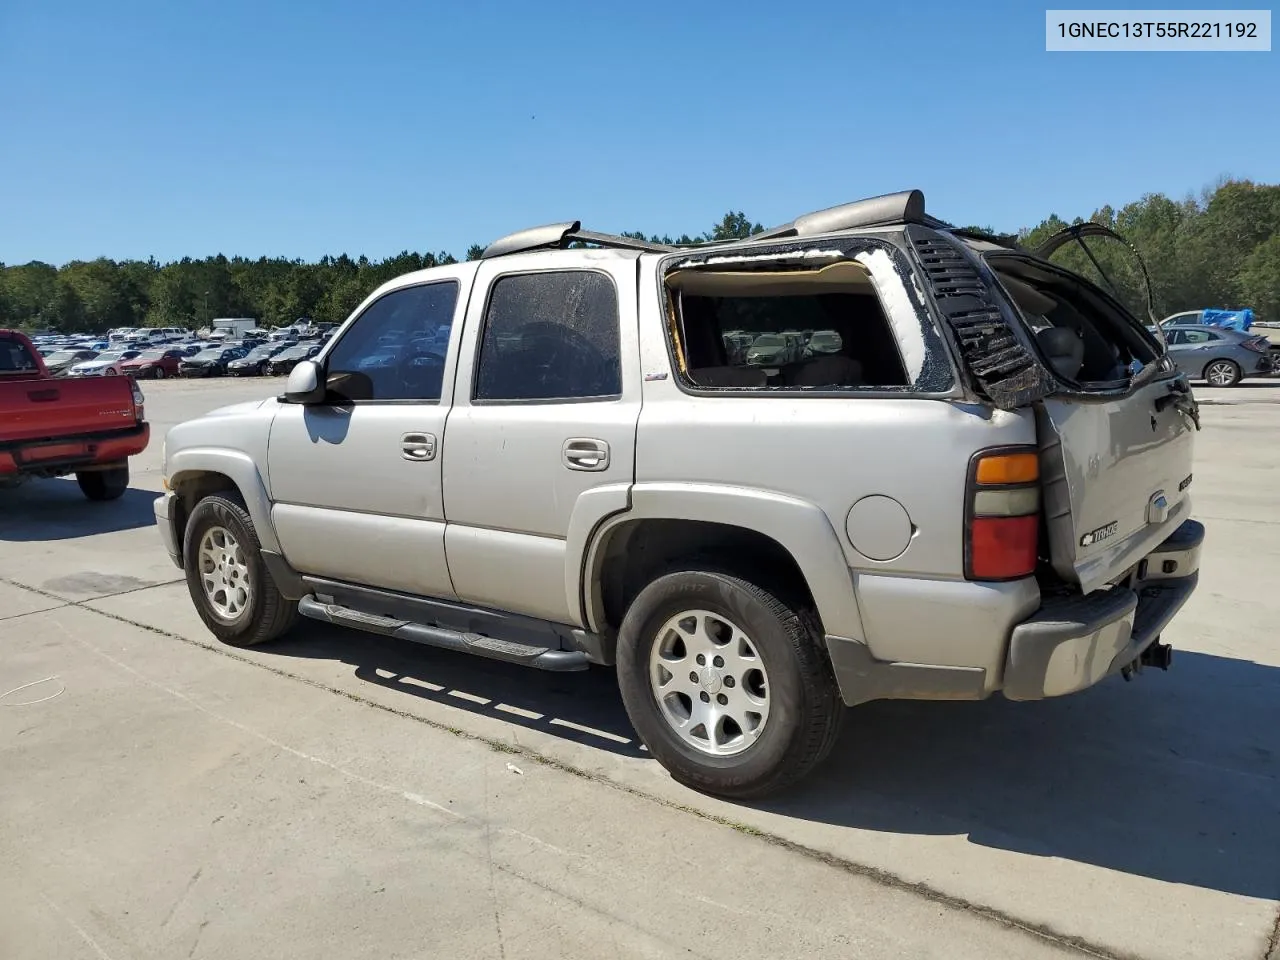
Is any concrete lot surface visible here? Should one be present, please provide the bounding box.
[2,377,1278,960]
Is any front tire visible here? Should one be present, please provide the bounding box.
[616,569,844,799]
[182,493,298,647]
[76,465,129,501]
[1204,358,1242,387]
[154,366,166,379]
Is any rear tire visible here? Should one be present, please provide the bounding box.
[1204,358,1242,387]
[616,569,844,799]
[183,492,298,647]
[76,465,129,501]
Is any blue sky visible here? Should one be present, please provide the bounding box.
[1,1,1275,265]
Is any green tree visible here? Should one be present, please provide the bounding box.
[1237,235,1280,322]
[706,211,764,241]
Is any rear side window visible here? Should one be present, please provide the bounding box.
[663,253,932,392]
[1180,329,1219,344]
[474,270,621,401]
[0,339,39,373]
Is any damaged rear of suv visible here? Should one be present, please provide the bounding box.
[627,189,1200,793]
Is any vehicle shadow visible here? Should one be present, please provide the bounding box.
[264,619,1277,900]
[751,649,1279,901]
[0,481,156,541]
[266,620,647,758]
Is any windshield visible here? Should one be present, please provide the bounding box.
[193,349,223,360]
[47,351,85,363]
[752,335,785,348]
[139,350,167,360]
[245,346,275,359]
[93,352,125,362]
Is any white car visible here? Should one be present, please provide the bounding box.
[67,349,141,377]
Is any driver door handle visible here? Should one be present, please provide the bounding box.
[401,432,436,461]
[563,438,610,471]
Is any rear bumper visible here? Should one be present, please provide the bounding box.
[0,422,150,475]
[1002,518,1203,701]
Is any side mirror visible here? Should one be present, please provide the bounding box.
[283,360,325,404]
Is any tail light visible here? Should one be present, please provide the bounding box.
[131,380,145,421]
[965,448,1040,581]
[1242,337,1270,354]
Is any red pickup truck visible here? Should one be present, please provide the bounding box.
[1,330,150,500]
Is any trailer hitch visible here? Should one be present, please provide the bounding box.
[1121,639,1174,681]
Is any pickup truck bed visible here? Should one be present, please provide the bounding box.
[1,330,150,500]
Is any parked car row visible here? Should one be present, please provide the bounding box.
[27,326,335,378]
[723,328,845,366]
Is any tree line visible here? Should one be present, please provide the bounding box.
[1,181,1275,334]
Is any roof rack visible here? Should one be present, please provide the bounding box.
[481,189,957,261]
[750,189,952,242]
[481,221,676,259]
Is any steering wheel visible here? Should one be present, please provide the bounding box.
[390,345,447,396]
[515,321,613,396]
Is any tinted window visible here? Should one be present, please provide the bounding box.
[0,339,39,373]
[475,271,621,401]
[326,281,459,402]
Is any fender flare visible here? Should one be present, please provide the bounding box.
[167,448,281,554]
[575,482,865,641]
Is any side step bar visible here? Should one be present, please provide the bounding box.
[297,596,590,672]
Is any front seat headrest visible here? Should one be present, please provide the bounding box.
[1036,328,1085,381]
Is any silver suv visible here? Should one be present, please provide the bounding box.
[154,191,1204,798]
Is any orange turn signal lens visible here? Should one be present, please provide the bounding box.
[975,452,1039,485]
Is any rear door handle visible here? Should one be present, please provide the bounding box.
[401,432,437,461]
[563,438,610,471]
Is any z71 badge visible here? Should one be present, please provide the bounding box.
[1080,521,1118,547]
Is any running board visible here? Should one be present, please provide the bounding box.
[297,595,590,672]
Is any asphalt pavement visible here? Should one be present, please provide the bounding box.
[2,376,1278,960]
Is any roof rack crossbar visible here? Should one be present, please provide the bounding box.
[571,230,676,253]
[481,222,676,259]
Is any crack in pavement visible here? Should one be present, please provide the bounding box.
[0,575,1166,960]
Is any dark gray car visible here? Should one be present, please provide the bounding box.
[1164,326,1274,387]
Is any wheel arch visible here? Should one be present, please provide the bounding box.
[167,449,280,557]
[579,483,864,645]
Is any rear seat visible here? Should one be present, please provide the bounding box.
[688,356,865,389]
[688,366,768,388]
[784,355,863,387]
